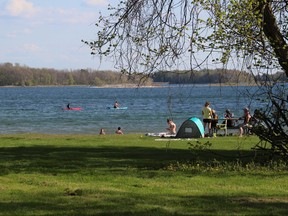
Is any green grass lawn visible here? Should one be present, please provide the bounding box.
[0,134,287,215]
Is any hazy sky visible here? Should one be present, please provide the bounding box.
[0,0,117,70]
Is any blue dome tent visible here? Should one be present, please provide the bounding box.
[176,117,204,138]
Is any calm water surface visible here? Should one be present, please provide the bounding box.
[0,85,263,134]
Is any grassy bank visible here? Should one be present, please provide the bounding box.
[0,134,287,215]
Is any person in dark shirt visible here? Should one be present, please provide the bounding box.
[224,109,235,127]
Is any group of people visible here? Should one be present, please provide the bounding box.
[162,101,254,137]
[100,101,121,135]
[202,101,253,137]
[99,127,124,135]
[66,100,123,135]
[99,101,123,134]
[96,100,255,137]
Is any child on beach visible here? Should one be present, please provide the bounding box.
[115,127,123,134]
[99,128,105,135]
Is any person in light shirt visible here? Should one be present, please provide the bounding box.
[202,101,213,136]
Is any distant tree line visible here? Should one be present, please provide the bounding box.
[152,69,286,84]
[0,63,285,86]
[0,63,153,86]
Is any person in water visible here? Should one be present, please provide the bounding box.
[115,127,123,134]
[166,119,177,135]
[67,103,70,109]
[114,101,120,108]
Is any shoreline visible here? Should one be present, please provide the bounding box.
[0,82,263,88]
[0,133,146,137]
[0,83,167,88]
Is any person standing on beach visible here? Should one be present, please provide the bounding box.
[202,101,213,136]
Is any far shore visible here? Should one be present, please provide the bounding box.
[0,82,263,88]
[0,83,167,88]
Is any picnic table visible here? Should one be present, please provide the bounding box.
[213,118,240,136]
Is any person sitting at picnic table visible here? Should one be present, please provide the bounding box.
[211,110,218,137]
[238,107,252,137]
[224,109,235,127]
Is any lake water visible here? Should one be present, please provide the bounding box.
[0,85,263,134]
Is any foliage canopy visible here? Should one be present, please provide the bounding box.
[85,0,288,77]
[84,0,288,159]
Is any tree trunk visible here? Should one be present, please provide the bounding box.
[260,1,288,76]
